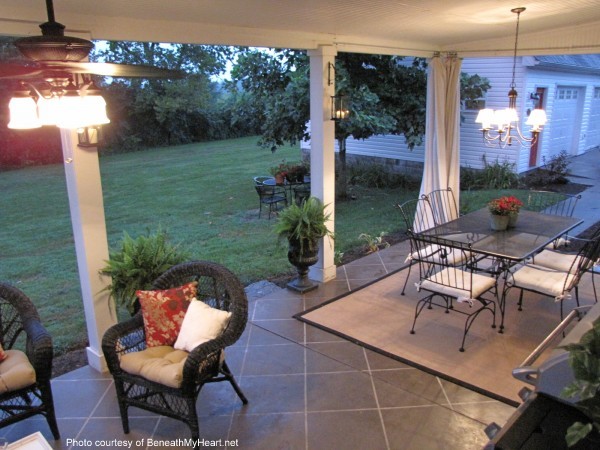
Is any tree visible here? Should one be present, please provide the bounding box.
[92,41,233,148]
[229,50,428,198]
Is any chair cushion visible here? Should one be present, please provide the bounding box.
[0,350,36,394]
[510,264,576,299]
[120,346,189,388]
[534,250,587,273]
[408,244,468,265]
[420,267,496,302]
[136,282,198,347]
[174,299,232,352]
[119,346,224,389]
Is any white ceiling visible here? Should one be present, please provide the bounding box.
[1,0,600,57]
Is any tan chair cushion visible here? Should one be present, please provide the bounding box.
[408,244,468,265]
[420,267,496,303]
[120,346,189,388]
[0,350,36,394]
[510,264,576,299]
[534,250,587,273]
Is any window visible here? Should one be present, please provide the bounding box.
[594,87,600,99]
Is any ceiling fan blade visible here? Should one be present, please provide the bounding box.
[44,62,186,79]
[0,63,44,79]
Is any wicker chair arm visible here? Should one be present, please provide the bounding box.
[101,314,145,374]
[22,318,53,381]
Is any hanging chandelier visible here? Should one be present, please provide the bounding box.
[475,7,546,148]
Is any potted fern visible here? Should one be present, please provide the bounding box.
[274,197,334,292]
[100,228,189,315]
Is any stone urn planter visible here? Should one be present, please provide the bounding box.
[286,238,320,292]
[274,197,334,294]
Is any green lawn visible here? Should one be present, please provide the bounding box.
[0,136,420,353]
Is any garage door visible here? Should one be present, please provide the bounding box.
[549,86,583,157]
[586,87,600,149]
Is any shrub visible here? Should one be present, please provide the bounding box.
[100,228,190,315]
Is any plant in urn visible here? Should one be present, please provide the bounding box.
[274,197,334,293]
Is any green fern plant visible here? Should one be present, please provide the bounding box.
[100,228,189,315]
[274,197,334,253]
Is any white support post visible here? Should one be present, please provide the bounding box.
[308,46,337,283]
[60,129,116,372]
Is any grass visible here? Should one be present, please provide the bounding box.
[0,136,418,354]
[0,135,543,354]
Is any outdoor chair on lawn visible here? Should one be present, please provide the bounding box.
[102,261,249,442]
[396,197,469,295]
[503,228,600,327]
[0,282,60,440]
[408,232,498,352]
[255,184,288,219]
[425,187,460,225]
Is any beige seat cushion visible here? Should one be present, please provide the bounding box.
[120,346,189,388]
[0,350,36,394]
[408,244,468,265]
[534,250,587,272]
[510,264,576,299]
[420,267,496,303]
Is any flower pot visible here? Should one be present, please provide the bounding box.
[287,238,319,293]
[274,173,285,185]
[490,214,509,231]
[508,212,519,228]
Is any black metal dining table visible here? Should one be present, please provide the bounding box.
[417,207,583,330]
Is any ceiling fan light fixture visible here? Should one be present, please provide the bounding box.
[7,95,42,129]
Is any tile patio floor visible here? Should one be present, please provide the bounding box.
[2,241,520,449]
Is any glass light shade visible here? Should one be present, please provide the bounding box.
[8,96,41,129]
[37,97,61,126]
[56,95,86,129]
[475,109,494,129]
[80,95,110,126]
[526,108,547,131]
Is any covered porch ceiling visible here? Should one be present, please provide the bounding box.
[1,0,600,57]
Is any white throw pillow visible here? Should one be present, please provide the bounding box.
[174,299,232,352]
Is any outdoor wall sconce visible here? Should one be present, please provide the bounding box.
[77,126,102,147]
[328,62,350,121]
[331,95,349,121]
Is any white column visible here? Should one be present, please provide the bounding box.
[308,46,337,283]
[61,129,116,372]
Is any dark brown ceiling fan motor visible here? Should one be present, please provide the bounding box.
[14,0,94,62]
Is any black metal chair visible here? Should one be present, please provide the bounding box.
[255,184,288,219]
[396,197,468,295]
[504,227,600,326]
[0,283,60,440]
[102,261,248,442]
[408,232,498,352]
[425,187,460,225]
[524,190,581,217]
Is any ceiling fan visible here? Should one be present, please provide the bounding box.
[2,0,184,130]
[0,0,185,80]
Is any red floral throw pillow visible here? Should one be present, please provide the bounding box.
[0,343,7,362]
[136,281,198,347]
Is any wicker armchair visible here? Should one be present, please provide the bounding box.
[0,282,60,440]
[102,261,248,442]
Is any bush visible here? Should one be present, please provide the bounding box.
[100,228,190,315]
[460,156,518,190]
[346,161,420,189]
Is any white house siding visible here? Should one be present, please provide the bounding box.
[302,56,600,174]
[585,87,600,149]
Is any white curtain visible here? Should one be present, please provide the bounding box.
[416,53,462,228]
